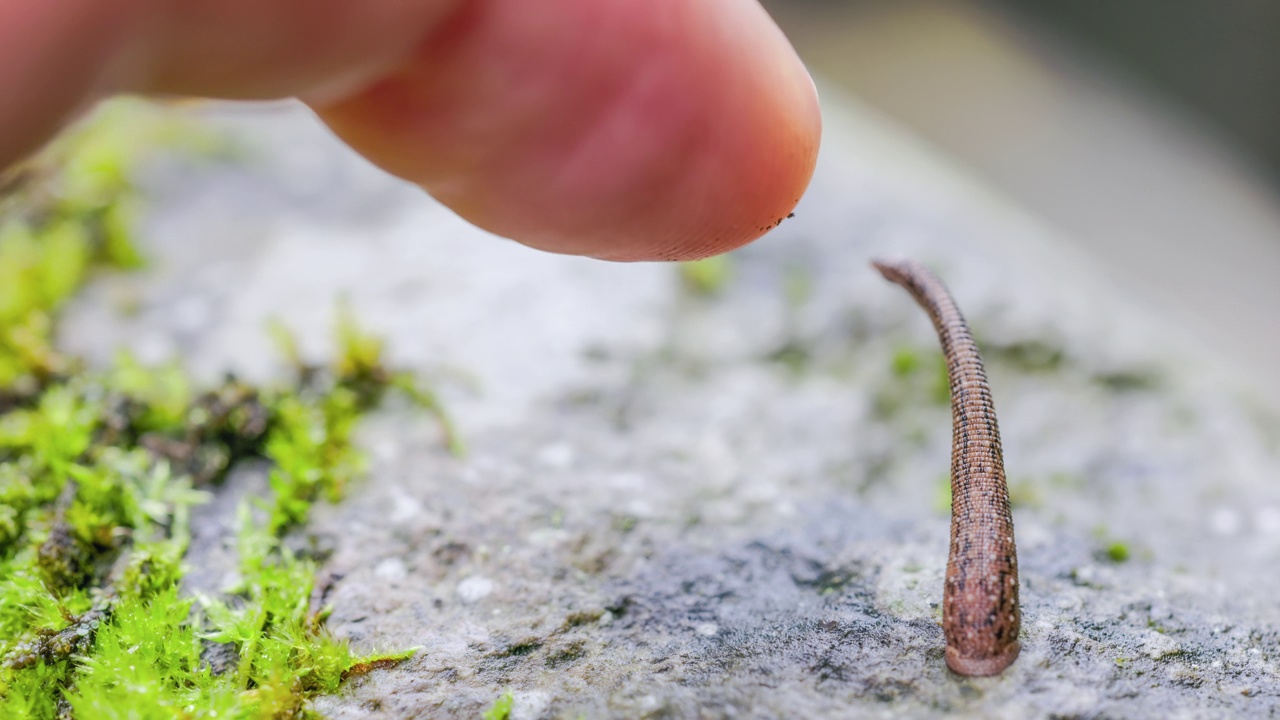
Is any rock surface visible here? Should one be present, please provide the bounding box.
[60,96,1280,718]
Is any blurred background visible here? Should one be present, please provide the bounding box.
[763,0,1280,395]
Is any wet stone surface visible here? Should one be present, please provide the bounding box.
[60,98,1280,718]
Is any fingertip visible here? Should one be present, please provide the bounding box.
[315,0,820,262]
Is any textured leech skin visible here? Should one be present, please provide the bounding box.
[872,258,1021,677]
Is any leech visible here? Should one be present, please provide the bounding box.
[872,258,1021,677]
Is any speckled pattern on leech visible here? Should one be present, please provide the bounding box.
[873,258,1021,676]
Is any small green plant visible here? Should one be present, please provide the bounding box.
[678,255,733,296]
[933,472,952,515]
[876,345,951,420]
[0,99,448,718]
[890,347,922,377]
[482,692,515,720]
[1104,541,1131,563]
[0,100,222,399]
[1090,525,1133,564]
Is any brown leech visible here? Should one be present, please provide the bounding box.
[872,258,1021,677]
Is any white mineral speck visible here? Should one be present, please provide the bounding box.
[457,576,495,603]
[511,691,552,720]
[389,492,423,523]
[374,557,407,581]
[1209,507,1241,537]
[1141,631,1181,660]
[171,295,213,332]
[536,443,576,469]
[1255,506,1280,536]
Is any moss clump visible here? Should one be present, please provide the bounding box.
[933,472,952,516]
[678,255,733,297]
[0,99,220,402]
[0,101,446,718]
[482,692,515,720]
[875,345,951,420]
[889,346,923,378]
[984,338,1065,373]
[1104,542,1131,564]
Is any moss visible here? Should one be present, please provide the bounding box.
[544,639,587,667]
[561,609,604,630]
[1093,368,1162,392]
[482,692,515,720]
[782,264,812,309]
[274,306,464,459]
[610,513,639,534]
[875,345,951,420]
[1091,525,1133,564]
[932,469,1040,512]
[678,255,733,297]
[890,347,923,377]
[765,341,812,376]
[0,100,220,401]
[795,567,858,596]
[933,472,952,515]
[1104,542,1131,563]
[0,101,438,718]
[502,639,543,657]
[984,339,1065,373]
[1005,478,1043,510]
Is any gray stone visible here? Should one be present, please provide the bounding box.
[61,94,1280,718]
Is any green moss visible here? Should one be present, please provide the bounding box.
[890,347,922,377]
[482,692,515,720]
[1091,525,1133,564]
[875,345,950,420]
[933,472,952,515]
[0,100,222,399]
[272,307,464,459]
[0,100,441,718]
[678,255,733,297]
[766,342,812,375]
[560,609,604,630]
[1005,477,1043,510]
[933,470,1039,512]
[984,339,1065,373]
[610,513,638,534]
[503,639,543,657]
[929,354,951,407]
[1093,368,1162,392]
[544,639,587,667]
[1104,542,1131,563]
[782,264,812,309]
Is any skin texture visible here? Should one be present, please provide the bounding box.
[872,258,1021,677]
[0,0,820,262]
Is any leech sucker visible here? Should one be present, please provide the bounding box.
[872,258,1021,677]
